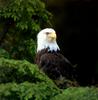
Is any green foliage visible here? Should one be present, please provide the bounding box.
[0,0,51,31]
[0,48,10,58]
[0,82,60,100]
[0,58,60,99]
[0,0,52,62]
[0,57,98,100]
[10,39,36,62]
[52,87,98,100]
[0,58,54,84]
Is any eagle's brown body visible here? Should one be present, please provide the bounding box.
[35,48,75,80]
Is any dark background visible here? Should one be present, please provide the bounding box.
[46,0,97,85]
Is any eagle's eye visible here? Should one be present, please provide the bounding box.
[46,32,50,35]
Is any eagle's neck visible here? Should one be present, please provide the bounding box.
[37,41,60,52]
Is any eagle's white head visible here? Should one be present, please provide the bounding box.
[37,28,60,52]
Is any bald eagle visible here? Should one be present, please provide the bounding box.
[35,28,77,88]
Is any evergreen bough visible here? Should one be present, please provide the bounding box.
[0,0,52,62]
[0,58,60,99]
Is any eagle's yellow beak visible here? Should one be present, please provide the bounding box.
[48,32,57,42]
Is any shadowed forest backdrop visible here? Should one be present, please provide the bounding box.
[46,0,97,85]
[0,0,98,99]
